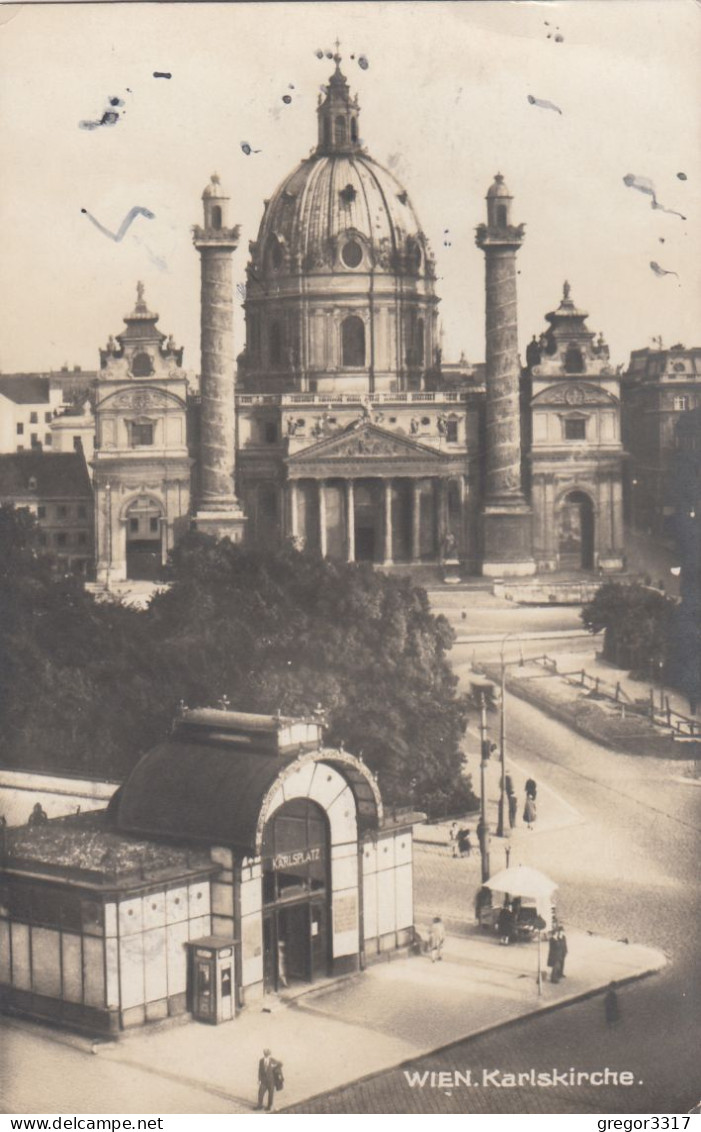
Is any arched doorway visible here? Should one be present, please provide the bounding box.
[558,491,595,570]
[261,798,330,991]
[125,496,164,580]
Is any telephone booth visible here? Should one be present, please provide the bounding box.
[186,936,239,1024]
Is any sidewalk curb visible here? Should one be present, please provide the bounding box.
[280,958,668,1113]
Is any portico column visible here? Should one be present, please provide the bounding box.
[289,480,299,541]
[318,479,327,558]
[383,479,393,565]
[411,480,421,561]
[438,478,448,556]
[346,479,355,563]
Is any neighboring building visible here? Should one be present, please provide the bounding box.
[0,377,64,454]
[50,401,95,464]
[236,57,479,568]
[0,710,415,1034]
[92,284,192,584]
[620,344,701,538]
[524,283,625,573]
[0,450,94,574]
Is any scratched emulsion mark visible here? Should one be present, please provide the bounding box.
[527,94,563,115]
[650,261,679,279]
[282,84,295,105]
[81,206,155,243]
[79,95,125,130]
[153,71,172,79]
[677,172,687,181]
[544,20,564,43]
[623,174,686,220]
[241,142,262,156]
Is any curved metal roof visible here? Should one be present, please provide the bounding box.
[114,730,382,855]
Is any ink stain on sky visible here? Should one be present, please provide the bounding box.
[650,261,679,279]
[527,94,563,115]
[81,205,155,243]
[79,96,126,130]
[241,142,261,155]
[358,55,369,70]
[623,174,686,220]
[676,172,687,181]
[153,72,172,79]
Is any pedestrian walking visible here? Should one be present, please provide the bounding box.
[458,827,472,857]
[604,982,621,1027]
[525,777,537,801]
[497,901,514,945]
[523,795,537,830]
[449,821,459,858]
[429,915,445,963]
[256,1048,283,1111]
[505,774,514,797]
[548,926,568,982]
[508,792,518,829]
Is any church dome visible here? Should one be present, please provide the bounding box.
[253,152,431,278]
[243,57,439,394]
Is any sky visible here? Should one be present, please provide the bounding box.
[0,0,699,376]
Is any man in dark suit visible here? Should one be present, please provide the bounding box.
[256,1048,281,1111]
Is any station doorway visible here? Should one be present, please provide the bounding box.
[261,799,331,992]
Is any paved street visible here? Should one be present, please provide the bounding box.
[288,690,701,1114]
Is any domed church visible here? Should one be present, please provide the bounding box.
[233,54,480,568]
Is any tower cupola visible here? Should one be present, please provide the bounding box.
[316,51,362,155]
[486,173,513,229]
[201,172,232,233]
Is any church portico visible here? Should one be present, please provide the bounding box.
[282,421,467,565]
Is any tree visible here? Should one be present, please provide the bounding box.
[581,581,675,676]
[0,514,476,817]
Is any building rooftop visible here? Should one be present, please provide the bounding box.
[0,376,52,404]
[0,451,92,499]
[3,809,216,889]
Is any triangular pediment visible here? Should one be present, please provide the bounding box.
[287,420,452,463]
[532,381,618,408]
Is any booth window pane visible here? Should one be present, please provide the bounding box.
[10,923,31,990]
[81,899,104,936]
[61,933,83,1003]
[82,935,106,1007]
[0,920,11,983]
[32,927,62,998]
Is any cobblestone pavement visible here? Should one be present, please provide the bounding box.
[285,693,700,1114]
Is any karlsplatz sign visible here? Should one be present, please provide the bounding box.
[272,847,322,871]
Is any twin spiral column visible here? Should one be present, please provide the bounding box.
[192,174,247,542]
[475,174,534,576]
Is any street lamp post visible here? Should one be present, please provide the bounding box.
[477,694,491,883]
[497,633,520,838]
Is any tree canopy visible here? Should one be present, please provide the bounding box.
[0,509,475,817]
[581,580,675,674]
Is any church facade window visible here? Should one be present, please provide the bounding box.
[342,240,363,268]
[564,345,584,374]
[131,422,155,447]
[341,316,365,367]
[334,116,347,146]
[131,352,153,378]
[564,416,587,440]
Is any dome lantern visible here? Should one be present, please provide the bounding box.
[316,52,361,155]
